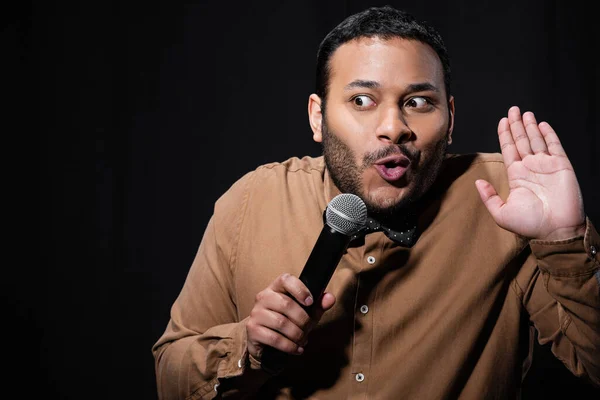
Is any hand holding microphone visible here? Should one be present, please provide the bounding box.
[246,193,367,375]
[246,272,334,363]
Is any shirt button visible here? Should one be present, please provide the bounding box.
[591,246,597,256]
[238,358,243,368]
[367,256,376,264]
[360,305,369,314]
[356,373,365,382]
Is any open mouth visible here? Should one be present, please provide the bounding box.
[373,154,410,182]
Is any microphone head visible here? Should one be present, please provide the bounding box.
[325,193,367,236]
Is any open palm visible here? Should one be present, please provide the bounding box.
[475,106,586,241]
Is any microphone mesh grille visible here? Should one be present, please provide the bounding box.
[325,193,367,235]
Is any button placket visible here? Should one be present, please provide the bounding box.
[350,272,374,397]
[350,234,380,398]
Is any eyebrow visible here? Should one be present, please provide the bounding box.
[343,80,380,91]
[343,80,439,93]
[405,82,439,93]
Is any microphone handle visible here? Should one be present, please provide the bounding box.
[260,225,351,375]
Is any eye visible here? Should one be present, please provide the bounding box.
[351,95,376,109]
[405,96,431,109]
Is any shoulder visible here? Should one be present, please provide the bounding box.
[426,152,510,209]
[212,156,327,259]
[248,155,326,193]
[441,152,508,192]
[256,155,326,177]
[215,155,325,213]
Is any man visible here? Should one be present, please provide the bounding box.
[152,6,599,399]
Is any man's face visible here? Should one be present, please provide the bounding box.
[310,37,454,216]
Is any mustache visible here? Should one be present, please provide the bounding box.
[362,144,420,167]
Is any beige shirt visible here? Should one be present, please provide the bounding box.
[152,153,600,399]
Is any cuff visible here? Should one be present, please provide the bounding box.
[530,217,600,277]
[217,318,252,378]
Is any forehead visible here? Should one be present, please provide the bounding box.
[328,37,445,93]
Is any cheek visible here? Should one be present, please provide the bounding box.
[328,106,361,133]
[327,108,373,152]
[413,118,448,147]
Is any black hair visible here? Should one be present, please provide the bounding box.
[315,5,451,102]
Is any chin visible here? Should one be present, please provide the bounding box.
[363,185,413,215]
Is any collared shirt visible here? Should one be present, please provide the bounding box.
[152,153,600,399]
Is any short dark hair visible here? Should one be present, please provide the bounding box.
[315,6,451,102]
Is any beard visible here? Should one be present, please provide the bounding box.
[321,114,448,218]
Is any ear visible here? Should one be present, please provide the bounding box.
[308,94,323,143]
[447,96,455,145]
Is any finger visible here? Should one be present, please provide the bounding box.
[248,323,304,355]
[321,292,336,310]
[497,117,519,168]
[309,292,336,322]
[271,273,314,307]
[254,289,311,329]
[522,111,548,154]
[250,308,306,347]
[507,106,533,158]
[475,179,506,227]
[538,121,567,157]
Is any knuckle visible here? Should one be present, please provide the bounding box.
[274,314,287,330]
[255,290,265,303]
[267,330,282,347]
[280,295,294,309]
[277,273,290,285]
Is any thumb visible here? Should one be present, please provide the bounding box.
[475,179,506,226]
[310,292,336,321]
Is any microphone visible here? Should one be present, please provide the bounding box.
[260,193,367,375]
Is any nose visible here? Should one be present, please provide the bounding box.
[375,106,412,144]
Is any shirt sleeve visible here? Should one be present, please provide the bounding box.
[517,217,600,388]
[152,171,271,399]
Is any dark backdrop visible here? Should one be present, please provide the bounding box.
[20,0,600,398]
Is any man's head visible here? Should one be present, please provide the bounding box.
[308,6,455,218]
[315,6,452,106]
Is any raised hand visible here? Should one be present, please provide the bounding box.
[475,106,586,241]
[246,273,336,359]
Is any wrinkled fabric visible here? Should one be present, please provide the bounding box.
[152,153,600,400]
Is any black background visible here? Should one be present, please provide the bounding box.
[15,0,600,398]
